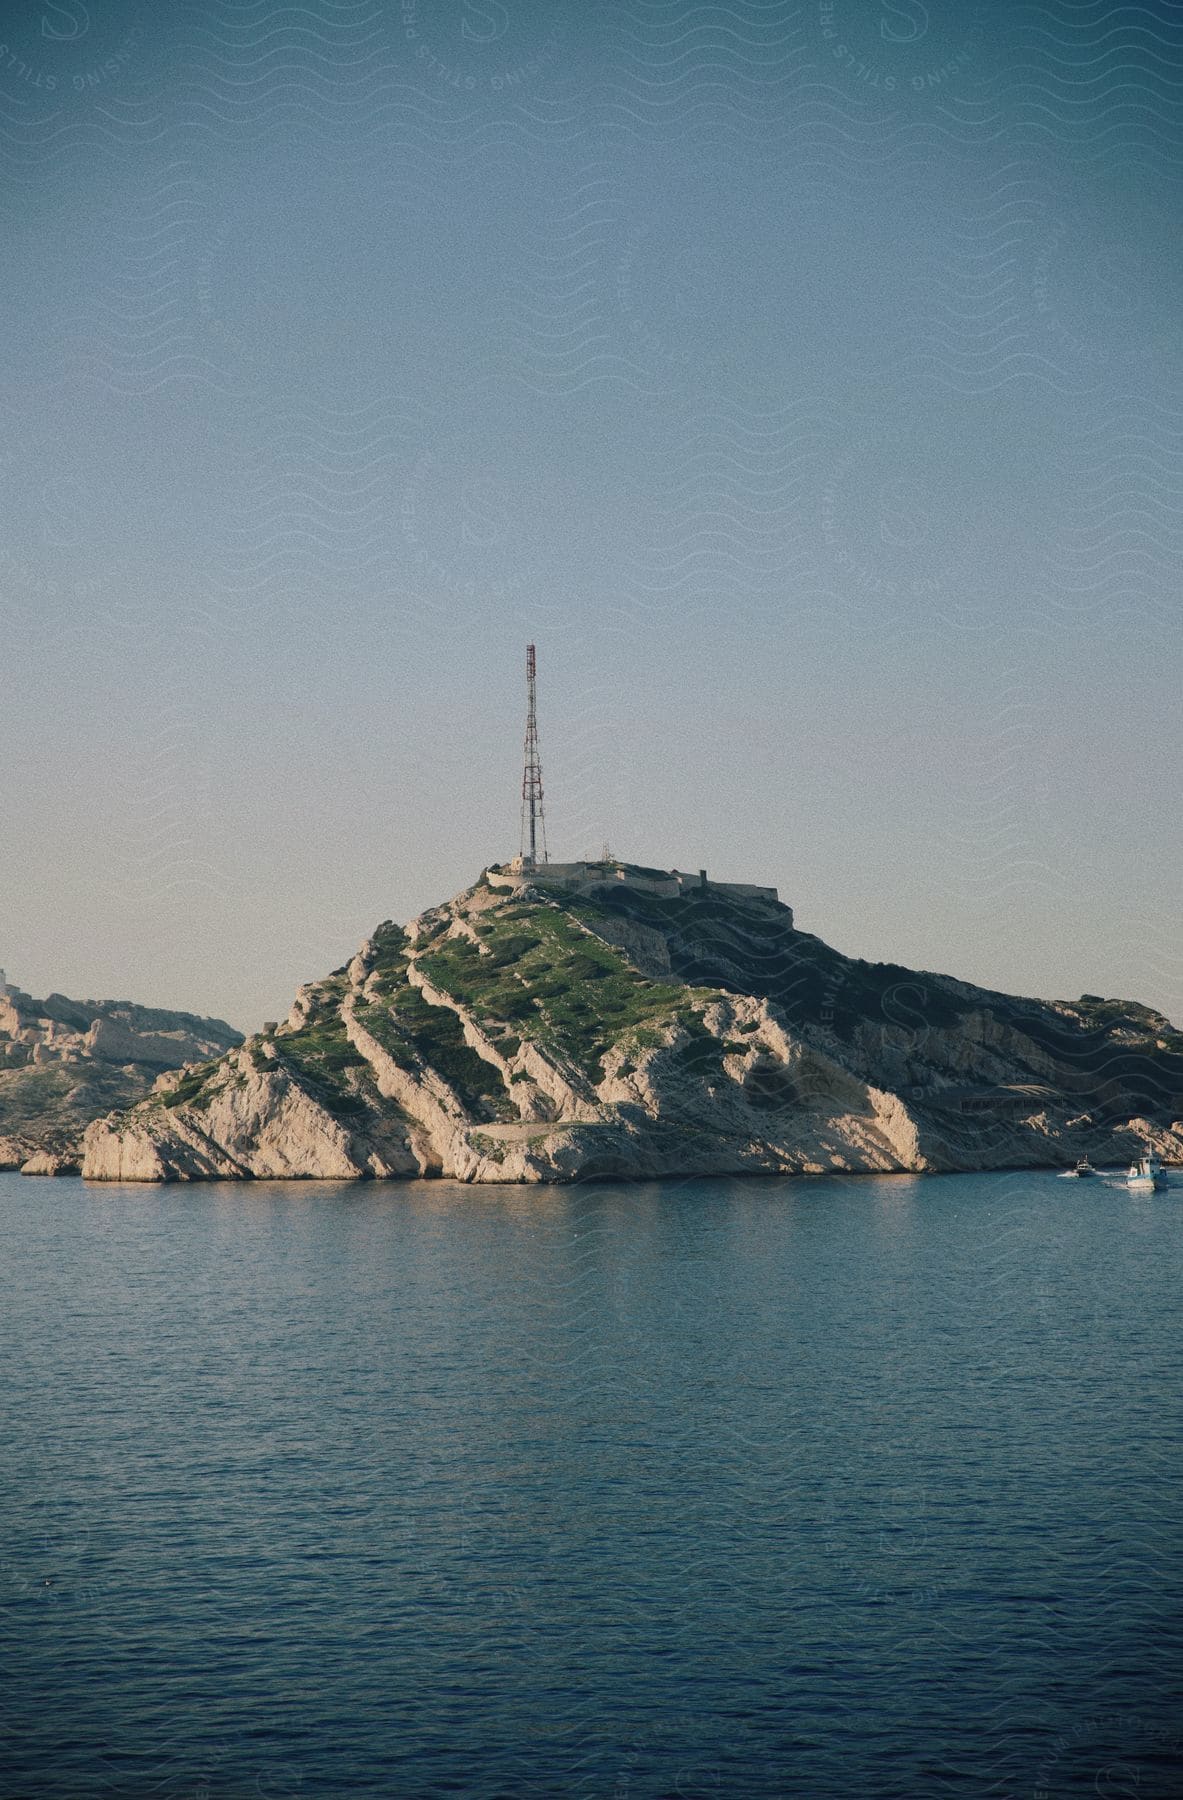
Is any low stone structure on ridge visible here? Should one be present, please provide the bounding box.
[488,857,783,911]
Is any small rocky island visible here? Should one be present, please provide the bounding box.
[78,861,1183,1183]
[0,972,242,1174]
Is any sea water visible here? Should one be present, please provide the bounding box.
[1,1167,1180,1797]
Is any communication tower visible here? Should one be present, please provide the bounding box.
[519,643,548,867]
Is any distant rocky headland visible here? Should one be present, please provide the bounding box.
[71,861,1183,1184]
[0,973,241,1175]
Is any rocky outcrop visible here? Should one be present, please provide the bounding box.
[0,979,242,1169]
[20,1147,82,1177]
[0,1133,37,1170]
[79,867,1183,1184]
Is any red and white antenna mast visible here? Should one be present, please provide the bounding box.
[520,643,548,867]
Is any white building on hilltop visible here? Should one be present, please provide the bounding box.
[487,858,783,913]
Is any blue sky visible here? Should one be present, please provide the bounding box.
[2,0,1181,1029]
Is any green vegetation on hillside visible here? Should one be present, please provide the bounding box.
[1073,995,1174,1035]
[417,900,721,1087]
[155,973,375,1124]
[269,975,371,1120]
[162,1061,223,1110]
[358,983,513,1120]
[367,923,410,994]
[274,1027,369,1120]
[560,886,967,1035]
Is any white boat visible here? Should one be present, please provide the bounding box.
[1126,1154,1163,1191]
[1058,1157,1096,1179]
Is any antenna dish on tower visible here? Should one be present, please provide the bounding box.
[519,643,548,867]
